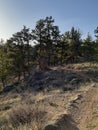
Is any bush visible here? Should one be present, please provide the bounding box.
[7,104,46,130]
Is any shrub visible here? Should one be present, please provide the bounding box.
[8,104,46,130]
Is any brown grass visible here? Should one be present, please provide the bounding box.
[5,103,46,130]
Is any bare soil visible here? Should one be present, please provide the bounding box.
[68,83,98,130]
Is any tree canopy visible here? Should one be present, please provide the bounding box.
[0,16,98,87]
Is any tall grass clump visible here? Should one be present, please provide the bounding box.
[6,103,46,130]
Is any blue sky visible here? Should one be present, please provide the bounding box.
[0,0,98,40]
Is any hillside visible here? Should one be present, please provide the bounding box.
[0,63,98,130]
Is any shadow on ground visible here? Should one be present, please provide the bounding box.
[44,114,79,130]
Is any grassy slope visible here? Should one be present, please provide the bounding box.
[0,62,98,130]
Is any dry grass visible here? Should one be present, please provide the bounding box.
[0,96,20,130]
[0,62,98,130]
[0,92,46,130]
[3,103,46,130]
[0,97,20,106]
[34,92,45,102]
[72,62,98,70]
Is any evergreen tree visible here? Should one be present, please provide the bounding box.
[19,26,33,75]
[83,33,94,62]
[0,40,11,87]
[94,27,98,39]
[58,34,69,65]
[94,27,98,61]
[64,27,82,63]
[32,16,60,68]
[6,26,33,80]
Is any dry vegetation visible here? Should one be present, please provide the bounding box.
[0,97,46,130]
[0,62,98,130]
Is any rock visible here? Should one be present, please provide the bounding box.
[23,67,87,92]
[70,78,81,85]
[64,74,77,83]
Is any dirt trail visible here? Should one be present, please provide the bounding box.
[68,83,98,130]
[37,83,98,130]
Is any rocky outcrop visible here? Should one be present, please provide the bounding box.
[25,67,88,92]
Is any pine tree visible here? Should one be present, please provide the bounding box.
[32,16,60,69]
[0,40,11,87]
[63,27,82,63]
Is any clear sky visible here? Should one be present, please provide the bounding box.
[0,0,98,41]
